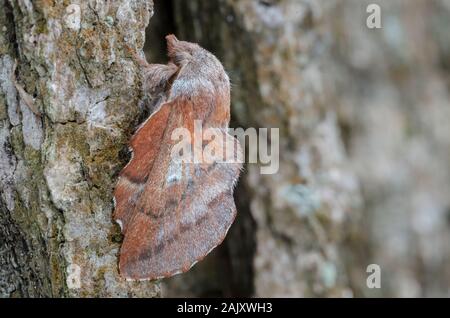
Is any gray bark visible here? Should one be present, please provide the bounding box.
[0,0,159,297]
[160,0,361,297]
[333,0,450,297]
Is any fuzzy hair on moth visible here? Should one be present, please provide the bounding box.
[113,35,242,280]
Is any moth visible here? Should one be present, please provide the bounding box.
[113,35,242,280]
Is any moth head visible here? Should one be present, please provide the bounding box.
[165,34,230,89]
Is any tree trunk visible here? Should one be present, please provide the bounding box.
[0,0,159,297]
[152,0,450,298]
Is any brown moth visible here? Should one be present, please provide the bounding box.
[113,35,242,280]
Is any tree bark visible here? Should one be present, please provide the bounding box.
[331,0,450,297]
[0,0,159,297]
[155,0,450,298]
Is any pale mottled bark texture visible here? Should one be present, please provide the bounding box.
[0,0,159,297]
